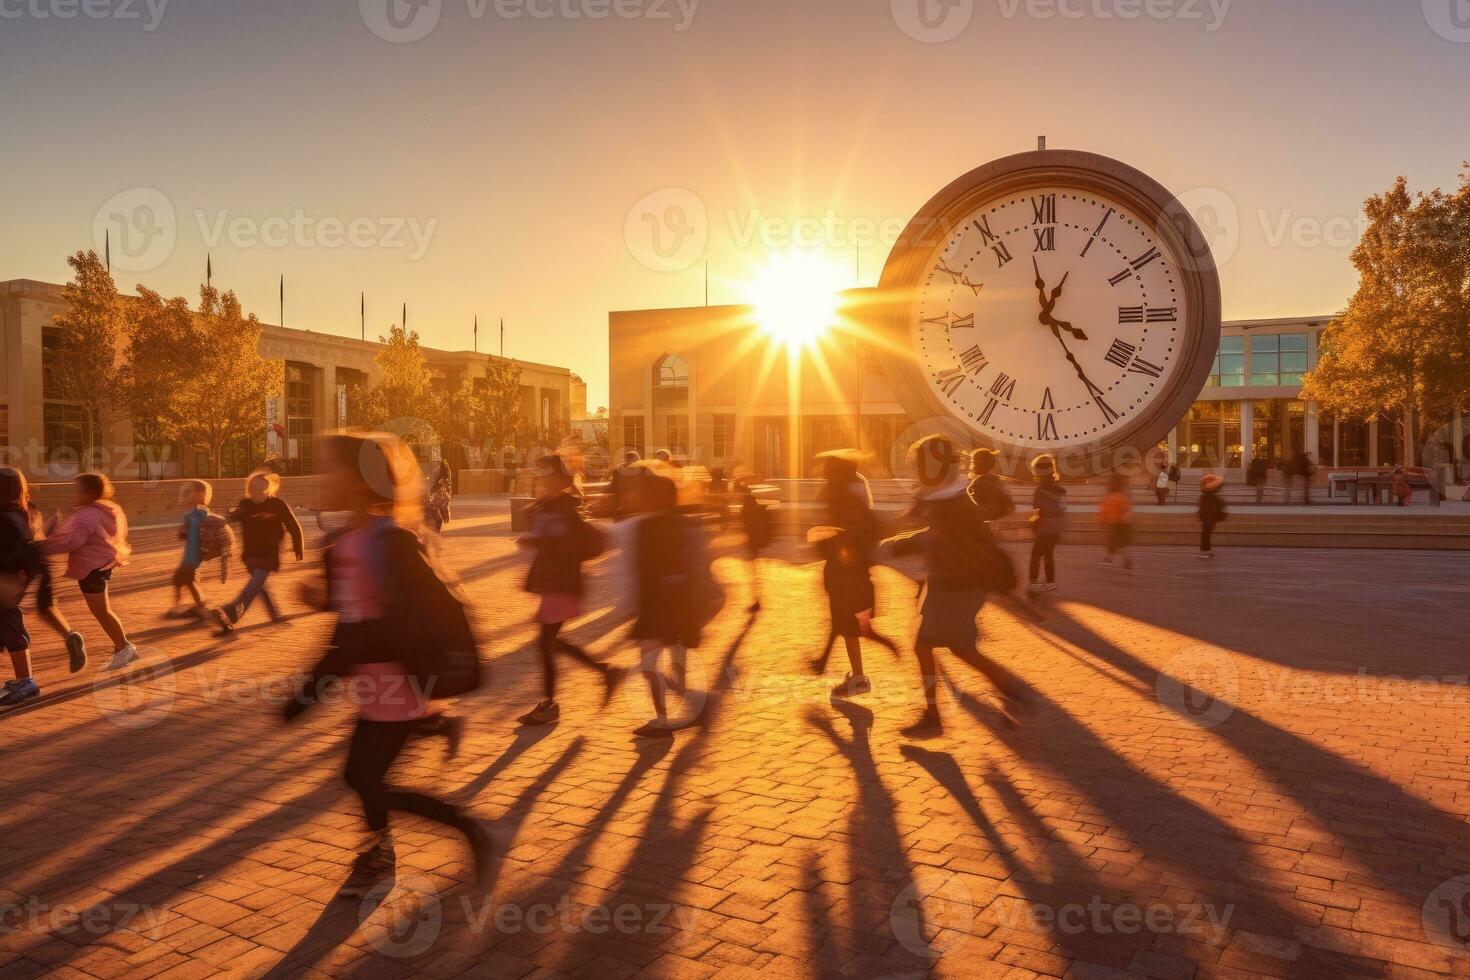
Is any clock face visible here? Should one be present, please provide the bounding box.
[879,151,1221,475]
[916,188,1186,448]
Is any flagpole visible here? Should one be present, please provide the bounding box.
[474,315,478,353]
[360,292,365,341]
[105,230,111,273]
[279,274,284,327]
[206,253,212,289]
[500,318,504,357]
[402,302,407,330]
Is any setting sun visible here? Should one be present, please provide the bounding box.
[745,251,849,349]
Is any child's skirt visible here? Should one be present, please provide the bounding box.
[536,593,581,625]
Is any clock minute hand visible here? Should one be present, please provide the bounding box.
[1049,324,1117,423]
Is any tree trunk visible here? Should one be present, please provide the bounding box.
[1403,399,1418,468]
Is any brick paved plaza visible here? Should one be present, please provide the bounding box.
[3,503,1470,979]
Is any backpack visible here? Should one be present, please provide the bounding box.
[373,524,483,700]
[572,513,607,563]
[199,513,236,563]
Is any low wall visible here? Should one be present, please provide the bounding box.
[29,475,330,521]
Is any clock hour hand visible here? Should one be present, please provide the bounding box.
[1041,312,1088,342]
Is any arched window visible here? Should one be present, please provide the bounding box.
[655,353,689,389]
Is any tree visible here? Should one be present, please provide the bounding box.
[119,286,196,478]
[428,378,484,469]
[357,325,436,448]
[161,286,280,478]
[478,357,526,461]
[1302,169,1470,467]
[50,250,125,465]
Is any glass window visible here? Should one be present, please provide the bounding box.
[1250,334,1280,386]
[1179,401,1241,468]
[42,328,70,400]
[622,416,645,457]
[43,402,97,473]
[655,355,689,388]
[712,414,736,459]
[664,415,688,455]
[1208,337,1245,387]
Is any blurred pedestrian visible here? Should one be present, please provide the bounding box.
[215,470,304,633]
[0,468,87,704]
[1154,466,1170,506]
[284,433,488,898]
[1290,450,1316,506]
[1098,473,1134,569]
[1247,456,1269,505]
[516,454,623,726]
[424,460,453,533]
[1198,473,1227,559]
[38,473,137,670]
[1391,465,1413,507]
[734,473,770,613]
[1167,462,1182,503]
[887,436,1028,737]
[167,480,232,620]
[1027,454,1066,593]
[809,451,899,700]
[966,449,1014,522]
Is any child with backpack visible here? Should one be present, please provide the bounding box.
[1098,473,1134,569]
[284,433,488,898]
[168,480,233,619]
[38,473,137,670]
[1027,454,1067,592]
[886,436,1029,738]
[215,470,304,633]
[0,468,88,705]
[1198,473,1227,559]
[515,454,623,727]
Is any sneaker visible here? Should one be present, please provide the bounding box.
[602,665,627,707]
[900,710,943,740]
[340,843,396,898]
[212,608,235,635]
[517,699,560,726]
[831,673,872,699]
[1036,583,1058,593]
[1026,582,1044,594]
[64,632,87,673]
[1198,552,1215,561]
[1100,555,1114,565]
[633,721,674,740]
[107,645,140,671]
[0,678,40,706]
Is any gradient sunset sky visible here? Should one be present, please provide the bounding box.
[2,0,1467,408]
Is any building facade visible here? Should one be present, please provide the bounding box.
[0,278,575,481]
[609,300,1466,481]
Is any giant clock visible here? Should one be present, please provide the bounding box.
[877,149,1221,476]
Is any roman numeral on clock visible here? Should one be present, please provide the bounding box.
[1130,247,1161,271]
[972,216,1013,268]
[989,372,1016,401]
[922,311,977,332]
[1105,338,1137,369]
[1031,194,1057,225]
[980,398,1000,426]
[1038,388,1058,440]
[937,368,965,398]
[959,345,988,375]
[1033,227,1055,252]
[1128,357,1164,379]
[935,260,984,296]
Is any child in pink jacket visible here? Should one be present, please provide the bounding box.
[39,473,138,670]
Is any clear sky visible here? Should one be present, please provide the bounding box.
[2,0,1467,410]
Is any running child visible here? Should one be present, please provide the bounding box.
[515,454,622,726]
[0,469,88,705]
[38,473,137,670]
[888,436,1028,737]
[284,433,487,897]
[215,470,304,632]
[168,480,221,619]
[810,450,899,699]
[735,473,770,613]
[1027,454,1067,592]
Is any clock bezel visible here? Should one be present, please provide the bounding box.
[875,149,1222,478]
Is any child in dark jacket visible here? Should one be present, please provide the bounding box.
[1027,454,1067,592]
[735,475,770,612]
[284,433,488,898]
[216,470,304,633]
[516,454,621,727]
[1198,474,1227,559]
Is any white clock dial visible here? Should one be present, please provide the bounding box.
[912,188,1188,449]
